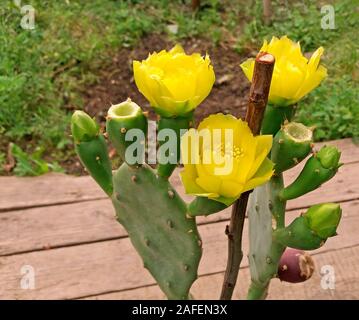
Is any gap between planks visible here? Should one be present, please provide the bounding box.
[0,138,357,212]
[1,161,358,256]
[82,244,359,300]
[0,199,358,299]
[1,161,359,258]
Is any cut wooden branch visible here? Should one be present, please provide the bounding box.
[220,52,275,300]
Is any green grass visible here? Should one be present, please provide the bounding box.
[237,0,359,141]
[0,0,237,174]
[0,0,358,174]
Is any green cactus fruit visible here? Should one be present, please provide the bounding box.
[112,163,202,299]
[279,145,341,201]
[274,216,324,250]
[261,104,296,135]
[106,99,148,164]
[157,114,193,179]
[71,110,99,143]
[304,203,342,239]
[71,111,113,196]
[271,122,313,174]
[188,196,227,216]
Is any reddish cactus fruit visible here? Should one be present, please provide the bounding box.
[278,248,315,283]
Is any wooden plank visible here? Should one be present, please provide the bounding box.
[86,246,359,300]
[1,160,358,256]
[0,139,357,212]
[0,199,358,299]
[1,156,357,256]
[0,174,106,212]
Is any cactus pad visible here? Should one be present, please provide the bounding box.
[111,163,202,299]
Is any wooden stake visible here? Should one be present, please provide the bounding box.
[220,52,274,300]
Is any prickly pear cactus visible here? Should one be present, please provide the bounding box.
[71,100,206,300]
[247,119,343,300]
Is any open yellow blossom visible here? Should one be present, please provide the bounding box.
[180,114,274,205]
[133,44,215,117]
[240,36,327,107]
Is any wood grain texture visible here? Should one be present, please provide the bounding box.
[0,138,357,299]
[0,174,106,212]
[86,245,359,300]
[0,139,357,212]
[1,161,358,256]
[0,199,358,299]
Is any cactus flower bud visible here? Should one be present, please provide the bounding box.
[317,146,341,169]
[278,248,315,283]
[71,110,99,143]
[304,203,342,239]
[280,145,341,201]
[274,203,342,250]
[71,110,113,196]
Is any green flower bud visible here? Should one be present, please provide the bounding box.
[71,110,99,143]
[316,146,341,169]
[304,203,342,239]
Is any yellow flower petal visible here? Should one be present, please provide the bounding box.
[133,44,215,116]
[241,36,327,106]
[248,135,273,178]
[180,114,274,203]
[242,158,274,192]
[196,175,222,194]
[219,180,243,198]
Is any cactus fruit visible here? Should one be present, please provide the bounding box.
[278,248,315,283]
[106,99,147,165]
[271,122,313,174]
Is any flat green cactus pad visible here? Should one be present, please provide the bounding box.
[111,163,202,299]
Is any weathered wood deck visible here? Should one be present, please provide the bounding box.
[0,138,358,300]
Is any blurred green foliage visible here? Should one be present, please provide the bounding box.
[0,0,358,175]
[237,0,359,142]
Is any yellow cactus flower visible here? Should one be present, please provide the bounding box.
[180,114,274,205]
[240,36,327,107]
[133,44,215,117]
